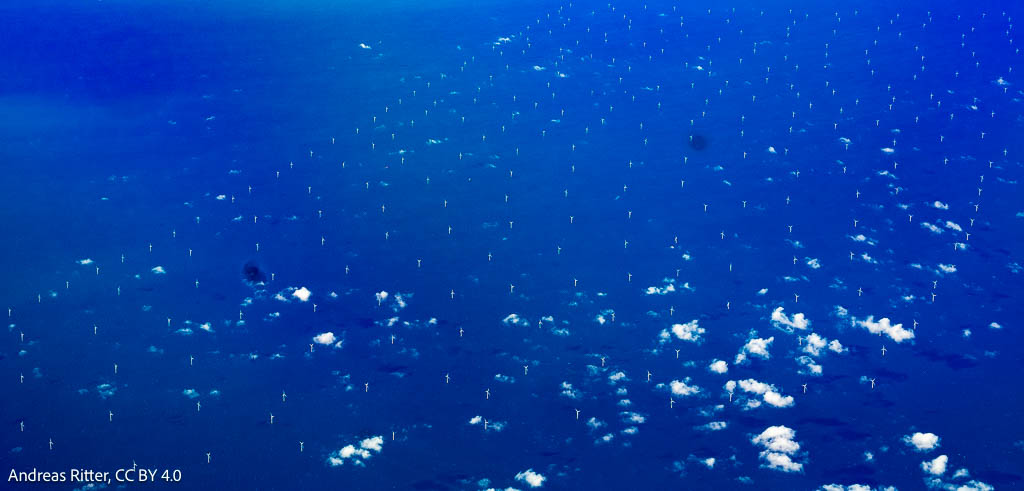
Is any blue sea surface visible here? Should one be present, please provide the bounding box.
[1,1,1022,490]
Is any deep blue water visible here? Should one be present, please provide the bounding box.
[1,1,1022,490]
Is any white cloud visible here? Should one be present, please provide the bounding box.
[857,316,914,343]
[738,379,771,394]
[699,421,727,431]
[731,379,794,408]
[292,286,312,302]
[904,432,940,452]
[327,435,384,467]
[559,382,581,399]
[313,332,342,348]
[77,258,94,265]
[503,313,530,327]
[932,200,949,210]
[762,452,804,473]
[709,360,728,374]
[645,278,677,295]
[515,469,546,488]
[803,333,828,356]
[620,411,646,424]
[360,436,383,452]
[736,336,774,363]
[669,379,701,397]
[752,425,803,473]
[753,426,798,453]
[921,455,948,475]
[392,293,408,310]
[850,234,877,245]
[183,389,199,399]
[764,390,796,407]
[828,340,846,353]
[667,320,705,342]
[151,266,166,274]
[373,291,409,311]
[796,356,822,376]
[468,415,506,432]
[937,264,957,274]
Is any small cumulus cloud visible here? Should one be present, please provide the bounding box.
[771,307,810,331]
[515,469,546,488]
[727,379,794,408]
[313,332,343,348]
[856,316,914,343]
[669,378,702,397]
[292,287,312,302]
[904,432,940,452]
[327,436,384,467]
[921,455,948,475]
[751,425,804,473]
[735,335,774,364]
[659,320,705,343]
[709,359,728,374]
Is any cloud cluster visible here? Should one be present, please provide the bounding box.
[669,378,702,397]
[659,320,705,344]
[726,379,794,408]
[803,333,845,356]
[708,359,728,374]
[771,307,810,331]
[293,287,312,302]
[645,278,677,295]
[751,425,804,473]
[375,291,409,311]
[796,356,822,376]
[503,313,530,327]
[327,436,384,467]
[274,286,312,303]
[904,432,940,452]
[796,333,845,375]
[515,469,546,488]
[313,332,343,348]
[559,381,581,399]
[735,335,774,364]
[921,455,948,475]
[856,316,914,343]
[819,485,894,491]
[469,416,506,432]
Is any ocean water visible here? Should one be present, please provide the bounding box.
[1,1,1022,490]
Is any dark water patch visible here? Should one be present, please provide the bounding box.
[915,348,981,370]
[688,134,708,150]
[243,260,267,284]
